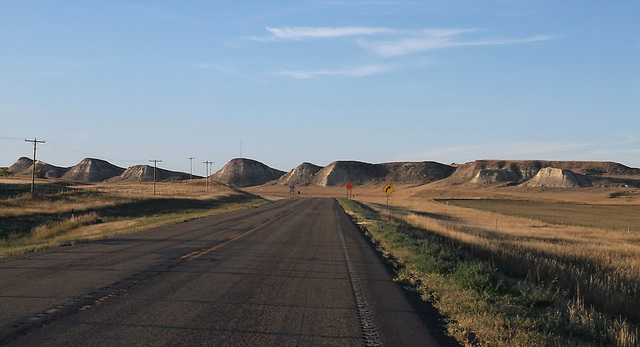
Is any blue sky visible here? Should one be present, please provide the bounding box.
[1,1,639,175]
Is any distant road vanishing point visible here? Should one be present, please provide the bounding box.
[0,198,457,346]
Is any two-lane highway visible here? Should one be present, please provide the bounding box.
[0,198,456,346]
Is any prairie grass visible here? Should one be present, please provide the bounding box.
[0,181,267,257]
[30,212,102,240]
[339,198,640,346]
[440,199,640,231]
[413,200,640,323]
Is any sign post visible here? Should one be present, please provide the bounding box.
[383,184,394,217]
[289,184,295,198]
[346,183,353,199]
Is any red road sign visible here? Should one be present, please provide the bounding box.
[346,183,353,190]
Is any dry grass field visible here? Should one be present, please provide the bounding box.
[248,183,640,346]
[0,176,266,257]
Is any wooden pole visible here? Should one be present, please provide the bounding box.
[149,159,162,195]
[25,138,45,194]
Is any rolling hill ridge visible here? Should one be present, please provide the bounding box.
[8,157,195,183]
[5,157,640,188]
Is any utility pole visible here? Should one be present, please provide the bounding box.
[209,162,214,189]
[25,138,45,194]
[203,161,214,191]
[188,157,195,180]
[149,159,162,195]
[203,161,209,191]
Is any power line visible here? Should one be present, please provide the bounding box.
[45,141,141,164]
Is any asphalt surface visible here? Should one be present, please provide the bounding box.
[0,198,457,346]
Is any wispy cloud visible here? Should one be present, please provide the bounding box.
[265,26,396,40]
[276,64,394,79]
[262,26,554,56]
[260,26,554,79]
[359,31,554,57]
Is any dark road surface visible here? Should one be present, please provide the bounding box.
[0,198,456,346]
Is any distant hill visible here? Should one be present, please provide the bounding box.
[278,161,455,187]
[212,158,286,187]
[446,160,540,185]
[312,161,389,187]
[382,161,456,185]
[445,160,640,185]
[259,158,640,188]
[62,158,125,182]
[8,157,192,183]
[8,157,68,179]
[6,156,640,188]
[278,162,322,186]
[8,157,34,174]
[443,160,640,188]
[109,165,191,182]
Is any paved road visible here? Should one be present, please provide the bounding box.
[0,198,456,346]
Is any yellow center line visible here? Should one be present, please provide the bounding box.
[180,214,283,261]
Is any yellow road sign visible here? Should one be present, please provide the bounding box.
[383,184,394,196]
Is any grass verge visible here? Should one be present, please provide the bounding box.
[338,198,639,347]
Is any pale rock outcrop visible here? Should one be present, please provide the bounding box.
[523,167,592,188]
